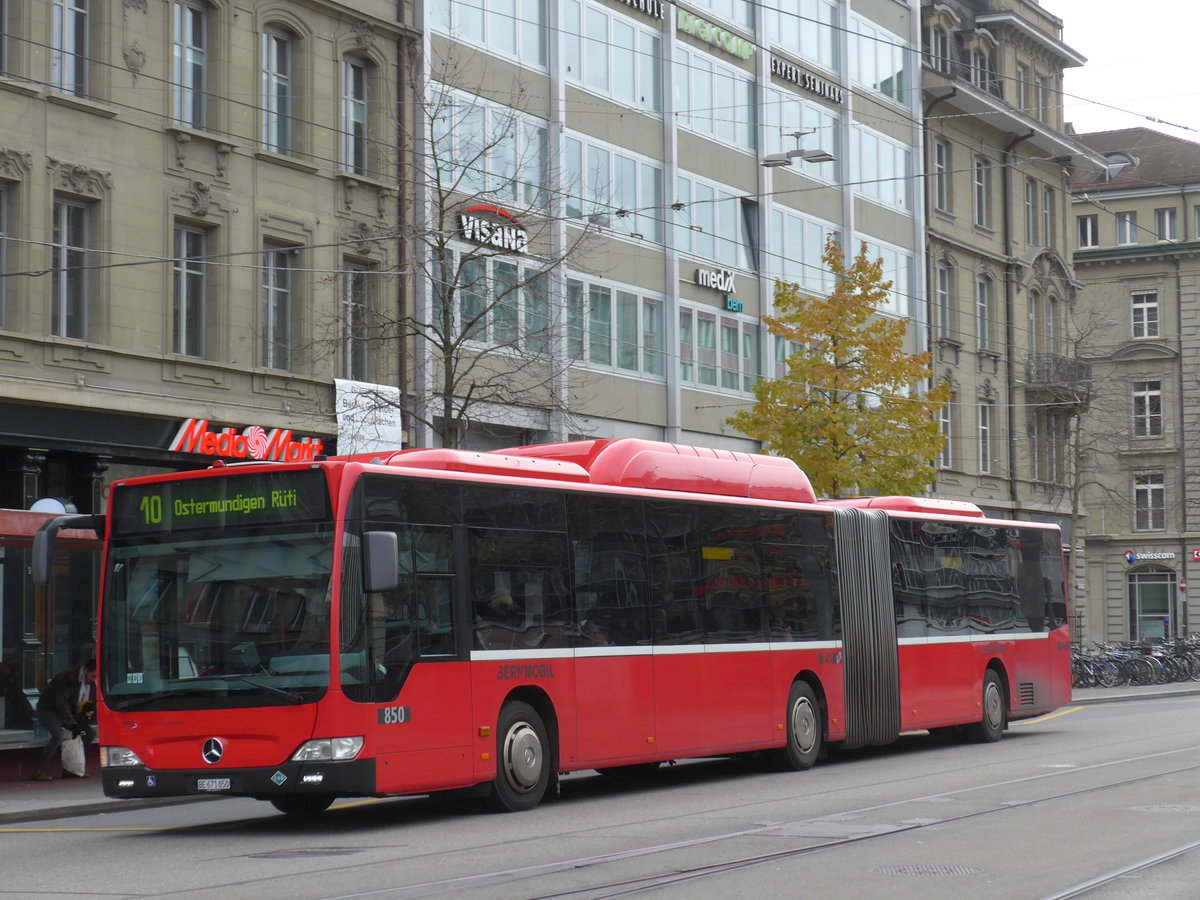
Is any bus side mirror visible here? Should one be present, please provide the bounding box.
[33,514,103,586]
[362,531,399,594]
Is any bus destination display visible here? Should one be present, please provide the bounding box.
[112,471,330,535]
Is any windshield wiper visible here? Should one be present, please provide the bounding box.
[211,674,304,704]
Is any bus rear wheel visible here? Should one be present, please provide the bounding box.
[269,794,334,816]
[966,669,1006,743]
[489,701,551,812]
[768,681,822,771]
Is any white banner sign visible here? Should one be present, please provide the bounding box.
[334,379,405,456]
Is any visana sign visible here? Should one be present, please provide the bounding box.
[458,205,529,254]
[677,11,754,61]
[170,419,326,462]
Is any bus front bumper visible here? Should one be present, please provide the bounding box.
[101,759,375,799]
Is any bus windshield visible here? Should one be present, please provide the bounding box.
[102,471,334,711]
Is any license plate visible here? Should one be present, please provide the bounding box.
[197,778,231,791]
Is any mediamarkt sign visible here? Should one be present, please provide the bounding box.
[170,419,325,462]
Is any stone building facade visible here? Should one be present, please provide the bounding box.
[1070,128,1200,644]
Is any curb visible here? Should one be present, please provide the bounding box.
[0,793,218,826]
[1071,686,1200,706]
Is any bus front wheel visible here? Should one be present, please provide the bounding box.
[489,701,551,812]
[768,681,822,771]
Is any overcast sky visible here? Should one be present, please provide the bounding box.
[1043,0,1200,140]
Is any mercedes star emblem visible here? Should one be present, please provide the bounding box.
[202,737,224,765]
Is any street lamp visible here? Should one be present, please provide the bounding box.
[762,130,836,167]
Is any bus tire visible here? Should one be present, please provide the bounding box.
[966,669,1006,743]
[768,681,822,771]
[489,701,551,812]
[269,794,334,816]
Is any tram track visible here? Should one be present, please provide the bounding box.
[45,732,1200,900]
[291,742,1200,900]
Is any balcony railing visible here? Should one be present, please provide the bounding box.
[1024,353,1092,401]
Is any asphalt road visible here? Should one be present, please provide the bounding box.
[6,692,1200,899]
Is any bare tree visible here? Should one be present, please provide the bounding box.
[317,43,604,450]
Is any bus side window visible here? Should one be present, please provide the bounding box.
[646,500,704,645]
[567,495,650,647]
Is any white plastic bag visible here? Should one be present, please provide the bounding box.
[61,735,86,777]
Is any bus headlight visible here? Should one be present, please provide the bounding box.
[102,746,145,767]
[291,737,364,762]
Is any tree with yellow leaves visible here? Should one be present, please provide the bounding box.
[729,236,952,498]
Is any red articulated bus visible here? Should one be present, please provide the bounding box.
[33,438,1070,815]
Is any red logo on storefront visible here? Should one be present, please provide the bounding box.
[170,419,324,462]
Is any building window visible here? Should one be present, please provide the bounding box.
[859,238,913,318]
[1077,214,1099,248]
[1024,178,1037,245]
[52,0,89,96]
[341,58,368,176]
[261,244,294,370]
[172,225,207,357]
[1035,75,1050,121]
[851,17,910,103]
[934,261,952,339]
[770,207,835,292]
[1131,290,1159,339]
[564,1,661,114]
[765,89,841,184]
[677,306,757,393]
[1132,378,1162,437]
[565,134,662,240]
[852,126,913,212]
[445,250,556,357]
[565,277,664,376]
[51,198,88,340]
[1134,472,1165,531]
[978,400,993,474]
[932,140,950,211]
[173,1,207,128]
[431,0,547,69]
[1014,63,1028,110]
[674,45,757,151]
[690,0,754,30]
[1032,410,1066,484]
[1155,207,1177,242]
[937,402,953,469]
[966,46,996,93]
[973,157,990,228]
[436,92,549,210]
[1117,211,1138,245]
[262,29,292,154]
[674,173,751,269]
[764,1,837,71]
[1029,290,1043,354]
[342,262,372,381]
[975,274,991,350]
[923,25,949,72]
[1042,185,1054,246]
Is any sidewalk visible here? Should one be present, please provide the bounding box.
[3,681,1197,825]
